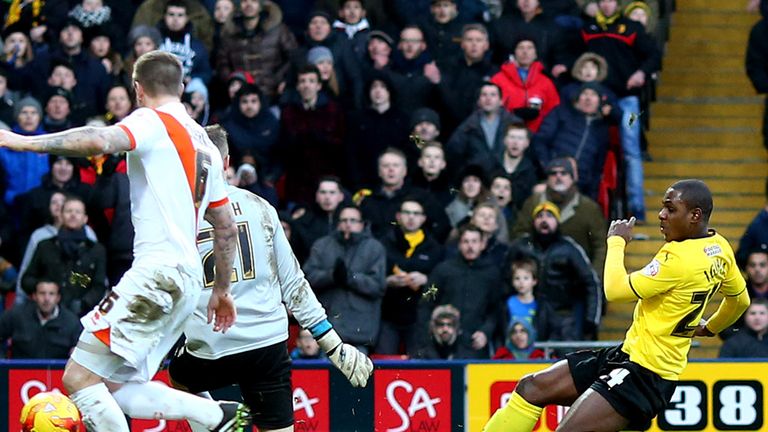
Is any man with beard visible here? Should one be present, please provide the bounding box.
[508,201,601,341]
[410,304,475,359]
[513,158,607,275]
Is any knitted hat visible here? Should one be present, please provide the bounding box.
[128,25,162,49]
[45,86,73,106]
[307,46,334,65]
[410,107,441,131]
[227,70,255,85]
[577,81,605,101]
[14,96,42,119]
[532,201,561,221]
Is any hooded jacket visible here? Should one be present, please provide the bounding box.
[220,100,281,179]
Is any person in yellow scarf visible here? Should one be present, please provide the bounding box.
[375,198,444,355]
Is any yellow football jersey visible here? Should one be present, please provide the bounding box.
[622,231,746,380]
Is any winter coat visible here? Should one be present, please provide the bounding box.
[216,2,298,99]
[508,232,601,329]
[380,227,444,325]
[491,61,560,132]
[408,170,453,207]
[304,229,387,346]
[0,143,49,206]
[279,93,345,205]
[490,155,541,211]
[421,17,465,66]
[747,18,768,94]
[437,55,499,131]
[76,156,134,263]
[489,9,566,68]
[533,102,618,199]
[580,16,661,97]
[388,51,437,115]
[719,328,768,358]
[0,302,82,359]
[345,107,410,190]
[736,209,768,268]
[292,204,343,265]
[514,191,607,274]
[360,185,452,243]
[424,255,503,358]
[445,109,522,179]
[19,173,93,240]
[21,234,107,316]
[220,104,281,178]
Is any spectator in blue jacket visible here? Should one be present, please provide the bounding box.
[533,82,621,199]
[737,178,768,268]
[157,0,212,85]
[0,97,49,206]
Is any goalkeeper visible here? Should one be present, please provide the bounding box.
[169,125,373,432]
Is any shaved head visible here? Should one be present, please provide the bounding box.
[671,179,713,223]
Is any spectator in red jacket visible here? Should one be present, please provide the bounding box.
[490,36,560,132]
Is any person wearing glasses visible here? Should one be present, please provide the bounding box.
[304,205,387,354]
[376,198,444,355]
[512,157,607,276]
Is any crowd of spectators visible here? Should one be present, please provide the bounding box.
[0,0,762,361]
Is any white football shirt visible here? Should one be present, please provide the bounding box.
[117,102,228,281]
[185,186,327,359]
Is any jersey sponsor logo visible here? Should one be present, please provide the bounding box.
[642,259,661,277]
[703,245,722,257]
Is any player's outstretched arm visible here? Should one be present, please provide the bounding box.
[204,203,239,333]
[0,126,132,157]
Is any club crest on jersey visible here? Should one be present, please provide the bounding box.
[704,245,722,257]
[642,259,660,277]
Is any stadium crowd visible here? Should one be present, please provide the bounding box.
[0,0,765,361]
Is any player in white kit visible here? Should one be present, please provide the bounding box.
[168,125,373,432]
[0,51,250,431]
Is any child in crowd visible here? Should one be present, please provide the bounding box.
[291,329,324,359]
[506,258,538,334]
[492,320,546,360]
[333,0,370,40]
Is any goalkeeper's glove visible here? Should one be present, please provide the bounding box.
[316,328,373,387]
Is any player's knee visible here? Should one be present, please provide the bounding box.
[515,374,536,400]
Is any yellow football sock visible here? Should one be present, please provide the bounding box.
[483,391,543,432]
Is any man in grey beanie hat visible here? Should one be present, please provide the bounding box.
[14,97,43,124]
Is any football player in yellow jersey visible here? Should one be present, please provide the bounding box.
[484,179,750,432]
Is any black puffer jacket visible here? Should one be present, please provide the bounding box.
[508,232,601,328]
[21,233,107,316]
[423,255,503,358]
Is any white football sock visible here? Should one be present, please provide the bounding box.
[112,381,223,429]
[70,382,129,432]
